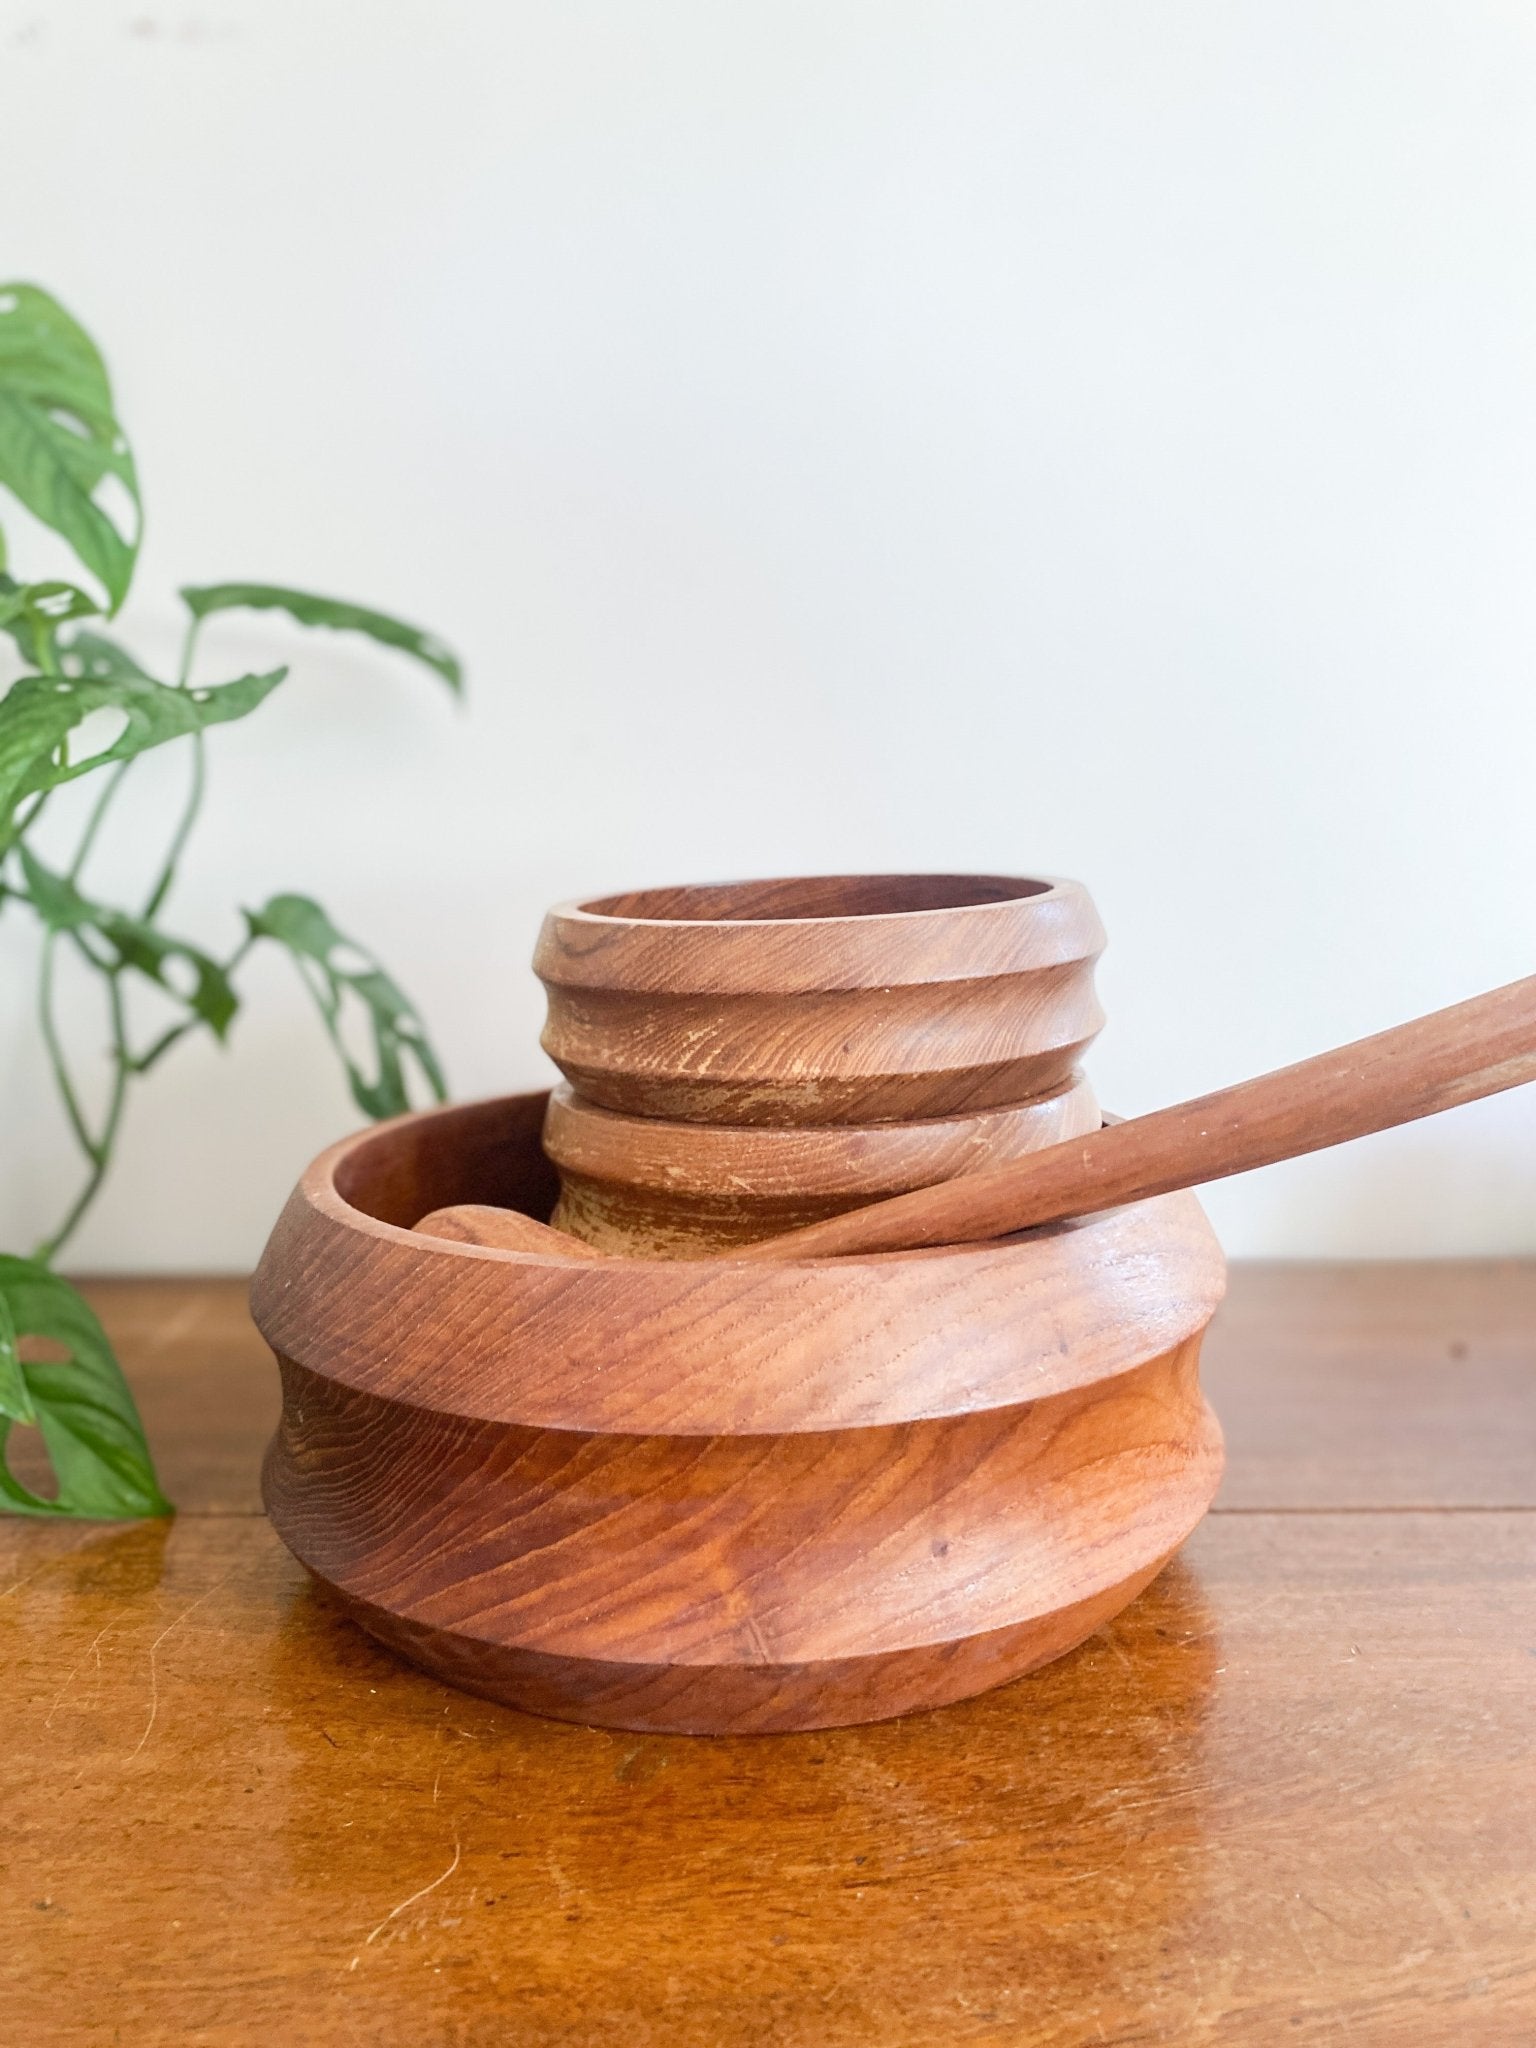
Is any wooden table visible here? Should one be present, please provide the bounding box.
[4,1265,1534,2046]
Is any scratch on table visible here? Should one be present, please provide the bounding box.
[350,1831,463,1968]
[128,1576,229,1761]
[1412,1860,1480,1973]
[1284,1892,1325,1978]
[1098,1626,1133,1671]
[545,1848,579,1911]
[44,1623,113,1728]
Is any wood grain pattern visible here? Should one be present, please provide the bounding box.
[747,970,1536,1259]
[58,1263,1535,1517]
[534,873,1106,1126]
[542,1071,1102,1254]
[265,1340,1214,1733]
[252,1089,1226,1732]
[532,872,1106,1258]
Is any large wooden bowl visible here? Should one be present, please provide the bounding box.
[253,1091,1227,1735]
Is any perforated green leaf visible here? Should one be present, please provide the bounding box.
[0,573,101,670]
[19,847,240,1039]
[0,1256,169,1519]
[60,626,155,682]
[0,663,287,846]
[181,582,462,693]
[0,576,100,632]
[0,285,141,611]
[244,892,446,1118]
[0,1291,36,1426]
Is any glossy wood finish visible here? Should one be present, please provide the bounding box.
[5,1269,1534,2046]
[252,1090,1225,1732]
[56,1261,1536,1520]
[542,1072,1101,1254]
[534,873,1106,1126]
[750,971,1536,1259]
[1209,1260,1536,1508]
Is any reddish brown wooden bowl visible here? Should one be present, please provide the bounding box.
[534,873,1106,1126]
[252,1091,1227,1735]
[543,1072,1103,1255]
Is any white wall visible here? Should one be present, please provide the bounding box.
[3,0,1535,1269]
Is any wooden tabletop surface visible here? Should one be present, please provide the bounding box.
[4,1264,1534,2046]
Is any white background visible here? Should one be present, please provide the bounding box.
[2,0,1534,1270]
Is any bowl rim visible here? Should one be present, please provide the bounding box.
[568,872,1059,927]
[249,1090,1227,1437]
[534,872,1106,995]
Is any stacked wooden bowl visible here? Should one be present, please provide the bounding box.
[537,873,1108,1254]
[254,874,1227,1733]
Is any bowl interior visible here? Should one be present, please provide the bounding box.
[577,874,1054,923]
[331,1093,560,1231]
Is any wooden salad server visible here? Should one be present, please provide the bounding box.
[734,969,1536,1261]
[414,972,1536,1262]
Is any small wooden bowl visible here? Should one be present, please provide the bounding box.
[534,873,1106,1126]
[543,1072,1103,1255]
[253,1091,1226,1735]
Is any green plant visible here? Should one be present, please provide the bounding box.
[0,284,461,1520]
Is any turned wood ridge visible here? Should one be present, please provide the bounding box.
[747,967,1536,1259]
[419,971,1536,1262]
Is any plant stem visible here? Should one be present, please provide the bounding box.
[14,786,51,837]
[175,615,201,691]
[68,759,131,882]
[31,613,210,1260]
[140,733,204,919]
[66,612,204,904]
[32,610,59,677]
[34,971,131,1266]
[139,615,204,920]
[128,931,256,1076]
[37,931,97,1165]
[1,768,56,864]
[33,919,256,1259]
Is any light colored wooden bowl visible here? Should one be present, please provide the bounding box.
[253,1091,1226,1735]
[543,1072,1103,1255]
[534,873,1106,1126]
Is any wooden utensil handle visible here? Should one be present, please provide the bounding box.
[731,973,1536,1261]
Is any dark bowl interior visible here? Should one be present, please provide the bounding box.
[578,874,1054,924]
[332,1093,559,1232]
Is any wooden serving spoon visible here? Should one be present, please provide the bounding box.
[413,1202,608,1258]
[413,972,1536,1263]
